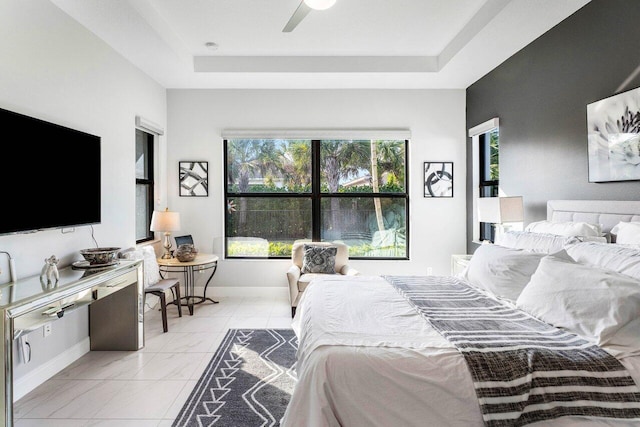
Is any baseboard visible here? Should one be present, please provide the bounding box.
[13,337,90,402]
[207,286,288,298]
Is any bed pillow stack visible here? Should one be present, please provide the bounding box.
[524,220,603,238]
[516,250,640,349]
[462,244,545,302]
[495,231,579,254]
[612,221,640,244]
[565,241,640,279]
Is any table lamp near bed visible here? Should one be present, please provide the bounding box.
[477,196,524,243]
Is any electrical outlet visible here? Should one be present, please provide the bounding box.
[43,322,52,337]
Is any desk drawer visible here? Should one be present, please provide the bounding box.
[92,269,138,301]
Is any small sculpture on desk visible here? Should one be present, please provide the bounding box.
[175,244,197,262]
[40,255,60,287]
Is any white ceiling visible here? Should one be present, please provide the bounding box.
[50,0,590,89]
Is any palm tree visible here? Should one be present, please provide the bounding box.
[375,140,405,190]
[366,139,407,255]
[320,140,370,238]
[228,139,283,228]
[282,140,311,191]
[370,141,384,232]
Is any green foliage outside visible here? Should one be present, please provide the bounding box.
[489,129,499,181]
[225,138,408,258]
[226,181,404,194]
[226,239,406,258]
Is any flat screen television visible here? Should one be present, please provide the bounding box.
[0,107,101,235]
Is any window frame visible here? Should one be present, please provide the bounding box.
[478,130,499,242]
[469,118,500,243]
[135,129,155,244]
[223,138,410,260]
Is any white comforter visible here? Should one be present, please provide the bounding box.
[280,275,640,427]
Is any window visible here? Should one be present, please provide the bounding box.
[478,128,499,241]
[224,138,409,259]
[135,129,154,243]
[469,118,499,243]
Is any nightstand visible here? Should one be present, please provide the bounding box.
[451,254,473,276]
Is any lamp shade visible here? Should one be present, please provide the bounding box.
[477,196,524,223]
[150,209,181,232]
[304,0,336,10]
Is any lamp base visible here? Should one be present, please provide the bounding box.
[161,233,173,259]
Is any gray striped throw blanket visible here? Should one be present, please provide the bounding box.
[383,275,640,427]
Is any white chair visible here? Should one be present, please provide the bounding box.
[286,241,358,317]
[120,247,182,332]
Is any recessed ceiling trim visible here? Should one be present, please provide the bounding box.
[127,0,192,67]
[194,56,438,73]
[438,0,511,70]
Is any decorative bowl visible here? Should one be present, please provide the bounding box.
[79,247,121,265]
[175,244,197,262]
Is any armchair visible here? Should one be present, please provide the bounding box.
[287,241,358,317]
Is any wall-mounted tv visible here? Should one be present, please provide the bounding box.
[0,107,101,235]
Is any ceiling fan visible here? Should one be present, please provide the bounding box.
[283,0,337,32]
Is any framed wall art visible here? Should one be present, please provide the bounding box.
[424,161,453,197]
[587,86,640,182]
[179,161,209,197]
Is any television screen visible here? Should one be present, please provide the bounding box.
[1,107,101,235]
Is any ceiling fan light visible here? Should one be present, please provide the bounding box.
[304,0,336,11]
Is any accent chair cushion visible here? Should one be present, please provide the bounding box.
[297,273,326,292]
[301,244,337,274]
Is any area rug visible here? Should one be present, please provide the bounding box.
[173,328,298,427]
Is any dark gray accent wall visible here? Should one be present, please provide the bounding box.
[466,0,640,252]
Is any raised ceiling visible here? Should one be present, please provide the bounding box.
[50,0,590,89]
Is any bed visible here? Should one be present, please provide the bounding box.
[281,200,640,427]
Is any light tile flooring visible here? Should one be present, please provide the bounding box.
[14,294,293,426]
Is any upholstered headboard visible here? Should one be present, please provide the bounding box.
[547,200,640,236]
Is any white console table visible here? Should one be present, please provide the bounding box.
[0,259,143,426]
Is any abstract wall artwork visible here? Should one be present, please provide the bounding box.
[179,161,209,197]
[587,87,640,182]
[424,161,453,197]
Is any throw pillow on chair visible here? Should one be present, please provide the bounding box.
[301,245,337,274]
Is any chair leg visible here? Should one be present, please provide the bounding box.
[159,292,168,333]
[175,282,182,318]
[291,306,296,318]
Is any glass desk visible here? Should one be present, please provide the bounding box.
[156,254,219,315]
[0,260,143,426]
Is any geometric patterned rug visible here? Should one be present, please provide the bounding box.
[172,329,298,427]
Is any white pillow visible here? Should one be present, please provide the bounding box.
[525,220,602,237]
[140,246,161,287]
[516,251,640,346]
[462,244,545,301]
[121,246,160,287]
[611,221,640,244]
[495,231,579,254]
[565,241,640,280]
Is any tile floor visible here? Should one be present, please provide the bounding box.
[14,294,293,426]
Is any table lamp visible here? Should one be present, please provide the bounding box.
[150,208,181,259]
[477,196,524,242]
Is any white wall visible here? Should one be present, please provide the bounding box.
[0,0,166,384]
[167,89,467,290]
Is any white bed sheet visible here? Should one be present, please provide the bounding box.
[281,275,640,427]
